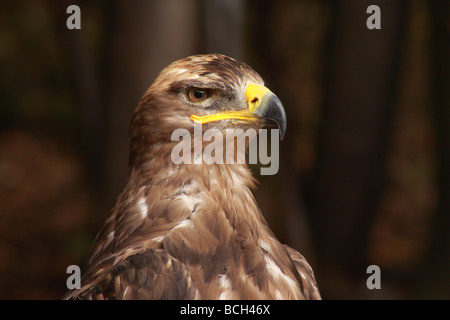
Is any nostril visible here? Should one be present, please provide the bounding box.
[251,97,259,104]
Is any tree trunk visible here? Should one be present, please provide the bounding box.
[103,0,202,205]
[308,0,408,298]
[418,0,450,298]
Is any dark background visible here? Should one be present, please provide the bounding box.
[0,0,448,299]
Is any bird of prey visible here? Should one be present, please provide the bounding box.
[64,54,320,300]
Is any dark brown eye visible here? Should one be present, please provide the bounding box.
[186,88,211,102]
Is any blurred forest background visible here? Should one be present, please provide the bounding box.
[0,0,448,299]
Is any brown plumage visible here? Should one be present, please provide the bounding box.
[64,54,321,300]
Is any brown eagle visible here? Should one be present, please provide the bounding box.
[64,54,320,300]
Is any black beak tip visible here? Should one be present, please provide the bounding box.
[255,94,287,140]
[279,121,286,140]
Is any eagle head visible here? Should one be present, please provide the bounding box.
[129,54,286,168]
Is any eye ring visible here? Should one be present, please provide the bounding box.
[186,88,212,102]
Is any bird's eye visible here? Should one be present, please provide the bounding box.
[186,88,211,102]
